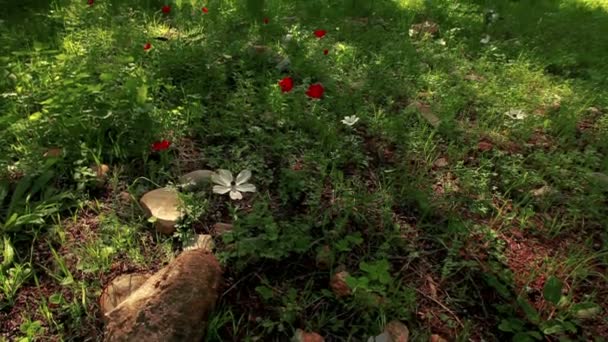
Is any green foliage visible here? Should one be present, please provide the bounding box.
[2,0,608,340]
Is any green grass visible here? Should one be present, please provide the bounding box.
[1,0,607,341]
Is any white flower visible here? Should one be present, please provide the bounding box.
[408,28,415,37]
[212,169,256,200]
[341,115,360,126]
[505,109,528,120]
[436,38,447,46]
[480,35,491,44]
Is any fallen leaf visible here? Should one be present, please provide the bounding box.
[330,271,351,298]
[412,101,441,127]
[531,185,552,197]
[478,141,493,152]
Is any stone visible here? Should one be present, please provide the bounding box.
[367,332,391,342]
[385,321,409,342]
[212,222,233,236]
[92,164,111,186]
[100,273,150,318]
[178,170,215,191]
[292,329,325,342]
[104,250,222,342]
[433,158,448,168]
[429,335,447,342]
[183,234,214,252]
[330,271,351,298]
[531,185,552,197]
[139,188,184,235]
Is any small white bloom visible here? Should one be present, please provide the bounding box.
[341,115,360,126]
[408,28,415,37]
[212,169,256,200]
[480,35,491,44]
[436,38,447,46]
[505,109,528,120]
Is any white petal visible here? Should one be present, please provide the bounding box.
[236,183,256,193]
[235,169,252,185]
[213,185,232,194]
[229,190,243,200]
[212,169,233,186]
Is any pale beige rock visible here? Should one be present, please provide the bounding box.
[139,188,184,235]
[178,170,215,191]
[183,234,214,252]
[104,250,222,342]
[433,158,449,168]
[100,273,150,318]
[92,164,111,186]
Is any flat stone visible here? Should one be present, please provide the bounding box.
[367,332,391,342]
[183,234,214,252]
[104,250,222,342]
[139,188,184,235]
[100,273,150,319]
[178,170,215,191]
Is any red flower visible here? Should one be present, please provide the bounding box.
[152,140,171,151]
[202,7,209,13]
[323,49,329,55]
[87,0,94,6]
[143,42,152,51]
[161,5,171,14]
[263,17,269,24]
[278,77,294,93]
[306,83,324,99]
[314,30,327,38]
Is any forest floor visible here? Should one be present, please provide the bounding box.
[1,0,607,341]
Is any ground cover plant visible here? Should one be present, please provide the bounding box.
[1,0,607,340]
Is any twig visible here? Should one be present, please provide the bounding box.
[415,288,464,328]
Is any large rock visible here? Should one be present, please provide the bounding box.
[178,170,215,191]
[139,188,184,234]
[100,273,151,318]
[104,250,222,342]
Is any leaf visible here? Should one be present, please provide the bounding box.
[137,84,148,104]
[517,298,540,324]
[255,286,274,301]
[28,112,42,121]
[572,302,602,319]
[513,332,535,342]
[541,320,564,335]
[543,276,563,305]
[2,237,14,267]
[7,176,33,216]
